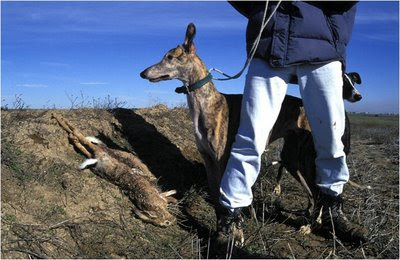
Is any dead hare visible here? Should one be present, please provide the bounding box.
[52,113,177,227]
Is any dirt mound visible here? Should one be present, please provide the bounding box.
[1,107,399,258]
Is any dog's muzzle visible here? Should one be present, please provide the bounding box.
[140,69,170,82]
[140,70,148,79]
[354,93,362,101]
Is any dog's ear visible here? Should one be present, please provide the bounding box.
[348,72,362,85]
[183,23,196,53]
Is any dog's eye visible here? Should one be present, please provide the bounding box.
[167,55,173,60]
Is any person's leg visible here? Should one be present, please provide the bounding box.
[219,59,291,210]
[297,61,348,196]
[216,58,292,247]
[297,61,367,243]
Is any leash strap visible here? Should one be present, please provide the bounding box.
[175,73,213,94]
[210,0,282,81]
[343,73,355,88]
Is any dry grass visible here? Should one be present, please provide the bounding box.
[1,108,398,259]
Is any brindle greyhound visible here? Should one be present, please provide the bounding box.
[140,23,307,205]
[140,23,356,220]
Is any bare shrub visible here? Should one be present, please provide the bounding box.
[1,94,30,110]
[65,91,127,110]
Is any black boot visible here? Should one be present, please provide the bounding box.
[314,193,368,244]
[215,207,244,248]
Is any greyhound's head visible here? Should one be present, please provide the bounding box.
[343,72,362,102]
[140,23,206,86]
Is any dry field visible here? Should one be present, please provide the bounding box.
[1,106,398,258]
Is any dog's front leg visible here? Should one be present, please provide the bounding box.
[200,151,223,207]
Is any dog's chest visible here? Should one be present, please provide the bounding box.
[188,108,214,158]
[192,112,211,151]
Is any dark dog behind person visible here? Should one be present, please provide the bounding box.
[217,1,368,246]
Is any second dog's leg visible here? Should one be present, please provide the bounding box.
[295,170,315,216]
[273,165,284,196]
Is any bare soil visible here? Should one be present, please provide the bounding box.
[1,107,398,259]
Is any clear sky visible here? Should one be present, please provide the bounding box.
[2,1,399,114]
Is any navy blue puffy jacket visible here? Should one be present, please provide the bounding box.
[229,1,357,69]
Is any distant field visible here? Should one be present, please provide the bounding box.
[349,113,399,127]
[348,113,399,149]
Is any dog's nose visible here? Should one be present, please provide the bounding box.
[354,94,362,101]
[140,70,147,79]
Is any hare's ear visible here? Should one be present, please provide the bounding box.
[183,23,196,53]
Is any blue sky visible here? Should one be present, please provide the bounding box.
[2,1,399,113]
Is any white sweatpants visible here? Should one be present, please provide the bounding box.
[220,59,349,210]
